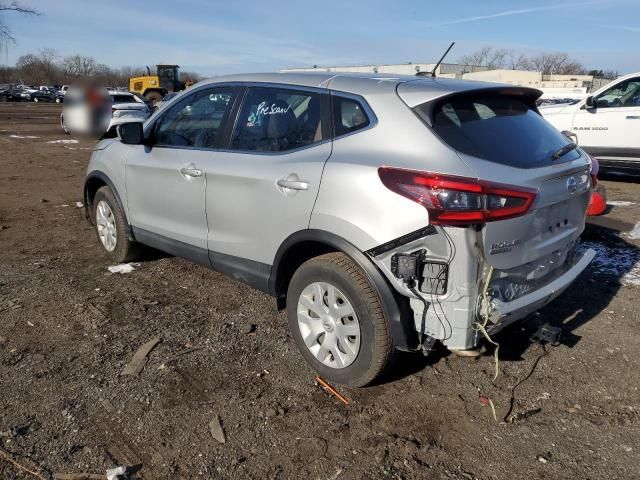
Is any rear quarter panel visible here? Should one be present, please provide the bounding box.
[310,90,477,250]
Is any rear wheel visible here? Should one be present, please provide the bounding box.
[286,253,394,387]
[93,186,140,263]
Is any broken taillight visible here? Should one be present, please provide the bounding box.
[378,167,537,225]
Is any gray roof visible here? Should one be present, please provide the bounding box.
[195,72,538,105]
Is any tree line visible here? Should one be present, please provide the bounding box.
[0,48,203,87]
[458,46,618,78]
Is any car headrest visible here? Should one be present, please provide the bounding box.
[266,100,297,139]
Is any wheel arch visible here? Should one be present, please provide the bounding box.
[270,229,418,351]
[84,171,134,240]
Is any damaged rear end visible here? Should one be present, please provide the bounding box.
[380,82,596,350]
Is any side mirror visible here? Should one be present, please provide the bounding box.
[584,96,596,110]
[117,122,144,145]
[561,130,578,145]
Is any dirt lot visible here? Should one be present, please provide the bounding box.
[1,103,639,480]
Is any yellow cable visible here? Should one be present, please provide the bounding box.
[473,265,500,381]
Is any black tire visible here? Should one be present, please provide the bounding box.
[144,90,163,105]
[0,96,7,103]
[93,186,141,263]
[286,252,394,387]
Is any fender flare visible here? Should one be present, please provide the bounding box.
[270,229,418,351]
[83,170,134,240]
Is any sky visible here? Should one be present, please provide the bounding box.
[1,0,638,75]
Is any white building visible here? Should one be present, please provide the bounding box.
[281,62,488,78]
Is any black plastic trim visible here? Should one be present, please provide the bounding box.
[132,227,211,266]
[132,227,273,293]
[271,229,418,351]
[366,226,437,257]
[209,251,271,293]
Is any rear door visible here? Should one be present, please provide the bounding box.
[572,75,640,160]
[125,86,237,261]
[203,85,331,266]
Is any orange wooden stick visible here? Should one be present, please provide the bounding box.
[316,376,350,406]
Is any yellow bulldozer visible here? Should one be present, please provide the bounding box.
[129,64,186,104]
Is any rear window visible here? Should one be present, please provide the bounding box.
[333,96,370,136]
[416,95,581,168]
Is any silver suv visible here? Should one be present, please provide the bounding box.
[84,73,595,386]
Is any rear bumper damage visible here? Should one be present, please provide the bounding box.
[484,247,595,335]
[371,227,595,351]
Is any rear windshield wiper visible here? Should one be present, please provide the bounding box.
[551,142,578,160]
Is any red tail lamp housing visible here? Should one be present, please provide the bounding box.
[378,167,537,225]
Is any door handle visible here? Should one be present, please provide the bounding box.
[626,116,640,120]
[277,178,309,191]
[180,164,202,178]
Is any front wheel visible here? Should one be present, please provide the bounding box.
[286,253,394,387]
[93,186,141,263]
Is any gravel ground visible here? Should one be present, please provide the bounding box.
[1,103,639,480]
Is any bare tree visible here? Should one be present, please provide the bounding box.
[526,52,586,75]
[38,47,58,81]
[459,46,509,69]
[0,1,39,42]
[506,51,528,71]
[62,54,97,77]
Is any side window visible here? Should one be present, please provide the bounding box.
[596,78,640,108]
[153,88,234,148]
[231,87,325,152]
[333,96,370,136]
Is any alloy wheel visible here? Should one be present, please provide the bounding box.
[96,200,117,252]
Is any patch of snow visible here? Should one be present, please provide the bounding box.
[108,263,140,274]
[583,241,640,286]
[607,201,635,207]
[9,134,39,139]
[626,223,640,240]
[76,202,84,208]
[47,139,79,144]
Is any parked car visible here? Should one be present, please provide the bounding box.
[83,73,595,386]
[0,88,27,102]
[62,90,150,136]
[541,72,640,172]
[30,90,62,103]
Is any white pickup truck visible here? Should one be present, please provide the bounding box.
[541,72,640,172]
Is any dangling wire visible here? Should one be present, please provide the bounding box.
[473,265,501,381]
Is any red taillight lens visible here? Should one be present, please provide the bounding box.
[378,167,537,225]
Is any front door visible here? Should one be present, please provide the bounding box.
[572,75,640,160]
[125,86,237,262]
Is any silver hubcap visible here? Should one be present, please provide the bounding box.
[297,282,361,369]
[96,200,117,252]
